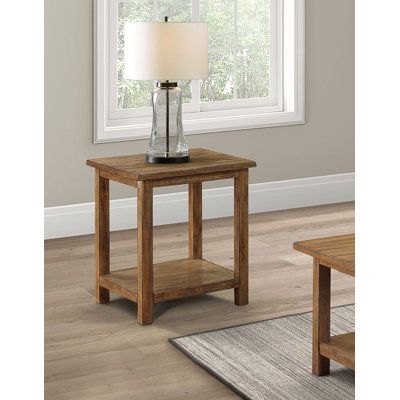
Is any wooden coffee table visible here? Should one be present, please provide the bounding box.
[87,148,256,325]
[293,234,355,375]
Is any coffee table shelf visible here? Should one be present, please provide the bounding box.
[99,258,237,304]
[320,332,355,370]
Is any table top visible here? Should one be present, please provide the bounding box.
[293,234,355,276]
[86,148,256,181]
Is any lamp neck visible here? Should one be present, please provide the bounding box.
[157,81,178,89]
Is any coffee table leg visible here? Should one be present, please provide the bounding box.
[234,170,249,306]
[137,180,154,325]
[189,182,202,260]
[95,170,110,303]
[312,258,331,375]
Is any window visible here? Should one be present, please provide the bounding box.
[94,0,304,142]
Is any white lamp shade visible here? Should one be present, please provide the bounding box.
[124,22,208,81]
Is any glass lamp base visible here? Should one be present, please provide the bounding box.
[147,81,190,165]
[145,154,190,164]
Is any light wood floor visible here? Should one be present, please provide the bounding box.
[45,202,355,400]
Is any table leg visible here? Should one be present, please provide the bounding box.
[312,258,331,375]
[234,170,249,306]
[189,182,202,259]
[137,180,153,325]
[95,170,110,303]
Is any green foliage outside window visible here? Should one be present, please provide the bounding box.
[117,0,270,109]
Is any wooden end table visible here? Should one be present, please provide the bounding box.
[87,148,256,325]
[293,234,355,375]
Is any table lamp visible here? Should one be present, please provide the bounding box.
[124,18,208,163]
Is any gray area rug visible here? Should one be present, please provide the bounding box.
[170,305,354,400]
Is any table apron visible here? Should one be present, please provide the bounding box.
[151,171,239,187]
[99,170,241,188]
[99,170,137,187]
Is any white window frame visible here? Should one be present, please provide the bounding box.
[94,0,305,143]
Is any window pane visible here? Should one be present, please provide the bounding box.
[117,0,272,109]
[156,0,191,22]
[237,0,270,47]
[236,47,270,99]
[200,0,234,48]
[118,1,154,109]
[201,0,270,48]
[201,50,235,102]
[117,1,192,110]
[200,0,271,103]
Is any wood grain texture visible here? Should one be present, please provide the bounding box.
[86,148,256,182]
[293,234,355,276]
[189,182,202,259]
[320,332,355,370]
[153,171,238,187]
[137,180,153,325]
[99,259,236,304]
[99,170,136,187]
[312,259,331,376]
[45,202,355,400]
[234,170,249,306]
[95,170,110,303]
[98,275,138,303]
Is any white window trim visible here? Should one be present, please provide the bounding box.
[93,0,305,143]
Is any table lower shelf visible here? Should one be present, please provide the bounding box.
[320,332,355,370]
[99,258,238,304]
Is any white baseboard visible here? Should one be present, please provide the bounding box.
[44,173,354,240]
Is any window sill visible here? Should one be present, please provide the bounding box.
[94,108,305,143]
